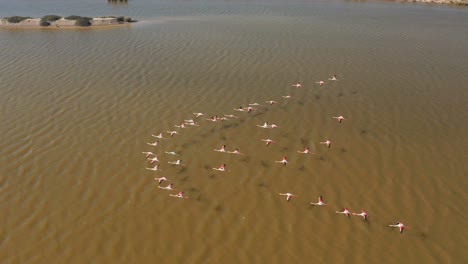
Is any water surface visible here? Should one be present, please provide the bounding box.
[0,0,467,263]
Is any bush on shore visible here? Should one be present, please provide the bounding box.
[39,20,51,27]
[6,16,32,23]
[64,15,82,20]
[41,15,62,22]
[75,17,92,27]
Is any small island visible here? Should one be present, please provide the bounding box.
[0,15,136,29]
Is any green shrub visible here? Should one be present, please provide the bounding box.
[124,17,133,22]
[39,20,50,27]
[41,15,62,22]
[6,16,32,23]
[65,15,82,20]
[75,17,92,27]
[116,16,124,23]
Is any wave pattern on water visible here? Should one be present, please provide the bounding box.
[0,1,467,263]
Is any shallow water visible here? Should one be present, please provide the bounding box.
[0,0,467,263]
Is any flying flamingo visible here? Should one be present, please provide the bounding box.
[214,145,227,152]
[320,140,332,148]
[167,131,180,137]
[207,115,219,122]
[261,139,276,146]
[275,156,288,165]
[154,177,169,184]
[146,164,161,171]
[212,164,226,171]
[389,222,409,234]
[310,196,327,206]
[315,81,325,86]
[328,75,338,81]
[147,155,159,164]
[352,210,368,221]
[279,193,297,202]
[147,141,159,146]
[168,160,185,166]
[292,82,302,88]
[298,148,314,154]
[336,208,351,218]
[193,113,204,118]
[158,183,174,190]
[170,191,189,198]
[227,148,244,155]
[152,133,166,140]
[142,151,156,158]
[332,116,345,123]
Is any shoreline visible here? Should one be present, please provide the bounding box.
[0,23,132,30]
[0,16,136,30]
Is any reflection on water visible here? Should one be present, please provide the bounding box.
[0,0,467,263]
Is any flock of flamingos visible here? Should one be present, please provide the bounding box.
[142,75,409,234]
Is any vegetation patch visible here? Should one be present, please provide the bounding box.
[41,15,62,22]
[6,16,32,23]
[64,15,82,20]
[39,20,51,27]
[75,17,93,27]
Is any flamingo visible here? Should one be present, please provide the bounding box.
[212,164,226,171]
[170,191,188,198]
[147,155,159,164]
[152,133,166,139]
[158,183,174,190]
[352,210,368,221]
[315,81,325,86]
[279,193,297,202]
[298,147,314,154]
[142,151,156,158]
[168,160,184,166]
[154,177,169,184]
[147,141,159,146]
[389,222,408,234]
[320,140,332,148]
[214,145,227,152]
[261,139,276,146]
[167,131,180,137]
[146,164,161,171]
[292,82,302,88]
[336,208,351,218]
[332,116,345,123]
[310,196,327,206]
[275,156,288,165]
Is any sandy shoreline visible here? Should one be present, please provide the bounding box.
[0,17,136,30]
[0,23,132,30]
